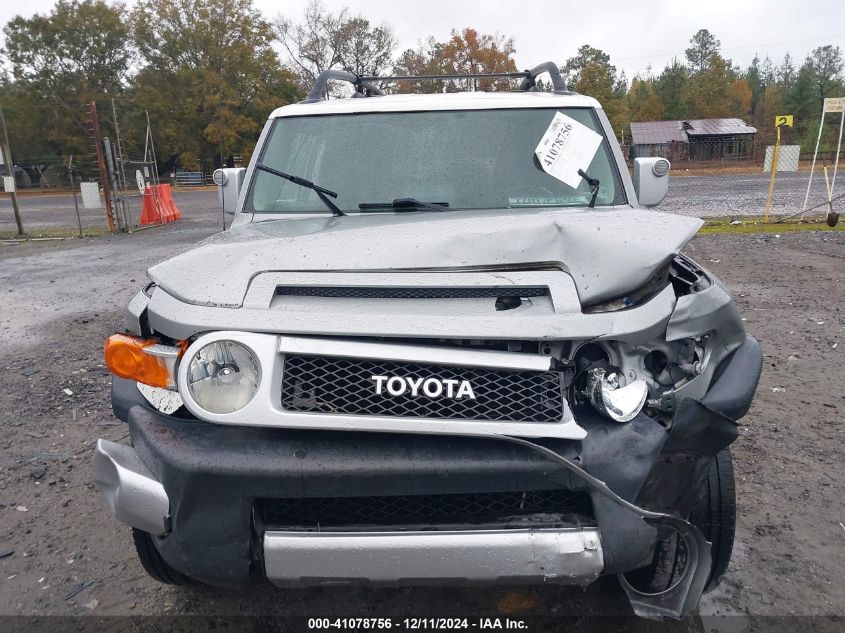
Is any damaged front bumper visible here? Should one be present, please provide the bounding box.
[94,335,760,618]
[92,416,702,617]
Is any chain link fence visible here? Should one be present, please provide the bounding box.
[3,103,843,239]
[1,100,114,238]
[629,138,841,222]
[0,98,115,239]
[0,99,221,239]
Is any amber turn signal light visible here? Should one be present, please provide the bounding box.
[104,334,184,389]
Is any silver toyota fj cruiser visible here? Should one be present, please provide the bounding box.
[93,63,762,618]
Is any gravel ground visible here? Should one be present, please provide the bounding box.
[0,224,843,631]
[659,171,834,217]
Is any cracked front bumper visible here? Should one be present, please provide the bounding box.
[94,335,761,619]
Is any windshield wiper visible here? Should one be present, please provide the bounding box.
[358,198,450,213]
[577,169,600,208]
[256,163,345,216]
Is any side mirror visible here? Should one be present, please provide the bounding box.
[212,168,246,214]
[633,158,670,207]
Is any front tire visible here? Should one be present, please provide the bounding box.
[624,448,736,593]
[132,528,199,586]
[690,448,736,592]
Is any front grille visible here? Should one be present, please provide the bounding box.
[281,355,564,423]
[275,286,549,299]
[258,489,593,528]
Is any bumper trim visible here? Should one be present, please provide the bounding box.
[92,439,170,536]
[278,335,553,371]
[263,527,603,585]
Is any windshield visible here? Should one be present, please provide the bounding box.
[247,107,626,213]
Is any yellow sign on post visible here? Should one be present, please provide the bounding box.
[765,115,794,222]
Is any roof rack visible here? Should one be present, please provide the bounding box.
[304,61,568,102]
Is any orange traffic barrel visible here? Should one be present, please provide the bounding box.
[139,186,163,225]
[155,184,181,222]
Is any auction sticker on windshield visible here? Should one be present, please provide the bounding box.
[534,112,603,188]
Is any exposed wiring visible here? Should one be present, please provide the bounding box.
[441,430,713,618]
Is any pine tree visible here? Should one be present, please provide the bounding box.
[654,59,690,120]
[685,29,721,74]
[684,52,732,118]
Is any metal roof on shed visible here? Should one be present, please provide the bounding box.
[630,118,756,145]
[630,121,687,145]
[683,118,757,136]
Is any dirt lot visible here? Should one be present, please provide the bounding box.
[0,225,843,630]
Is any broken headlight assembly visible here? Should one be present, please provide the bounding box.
[583,367,649,423]
[571,255,717,423]
[570,334,711,424]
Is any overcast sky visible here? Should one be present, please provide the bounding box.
[1,0,844,78]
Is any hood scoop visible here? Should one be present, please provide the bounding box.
[274,285,550,300]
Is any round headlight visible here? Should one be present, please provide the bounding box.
[186,340,260,413]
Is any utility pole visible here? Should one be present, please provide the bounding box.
[0,105,24,236]
[103,137,125,231]
[88,101,116,233]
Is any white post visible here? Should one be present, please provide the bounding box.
[830,109,844,197]
[800,110,826,221]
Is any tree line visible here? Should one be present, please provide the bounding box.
[623,30,844,152]
[1,0,843,176]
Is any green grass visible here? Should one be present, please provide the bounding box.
[0,227,112,240]
[698,215,843,235]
